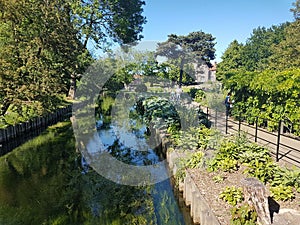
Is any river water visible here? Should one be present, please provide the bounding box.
[0,105,194,224]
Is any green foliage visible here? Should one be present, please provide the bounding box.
[216,40,244,81]
[230,203,258,225]
[268,20,300,70]
[222,68,300,136]
[244,160,279,184]
[207,133,273,174]
[218,22,289,76]
[174,157,189,185]
[174,150,204,185]
[218,19,300,136]
[270,185,295,201]
[172,126,217,151]
[213,175,225,183]
[290,0,300,20]
[0,0,93,122]
[270,167,300,191]
[136,96,181,131]
[156,31,216,86]
[208,157,239,173]
[187,88,206,104]
[97,96,115,115]
[185,151,205,169]
[219,186,244,206]
[70,0,146,48]
[194,89,206,103]
[0,0,147,125]
[238,146,270,165]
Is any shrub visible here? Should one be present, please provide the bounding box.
[219,186,244,206]
[230,203,258,225]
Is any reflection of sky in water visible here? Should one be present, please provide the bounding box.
[87,120,160,166]
[113,125,149,151]
[98,127,115,148]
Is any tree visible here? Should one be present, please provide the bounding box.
[290,0,300,20]
[241,24,289,72]
[0,0,89,119]
[216,40,244,81]
[69,0,146,49]
[268,20,300,70]
[156,31,216,87]
[0,0,146,123]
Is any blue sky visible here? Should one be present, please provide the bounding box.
[139,0,295,62]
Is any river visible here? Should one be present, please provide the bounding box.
[0,101,194,224]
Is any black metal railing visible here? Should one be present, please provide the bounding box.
[202,106,300,167]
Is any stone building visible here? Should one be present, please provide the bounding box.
[194,61,217,83]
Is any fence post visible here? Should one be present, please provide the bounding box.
[276,120,281,162]
[255,117,258,142]
[238,112,242,133]
[225,114,228,134]
[206,107,209,121]
[215,109,217,128]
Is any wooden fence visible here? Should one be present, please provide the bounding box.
[0,105,72,144]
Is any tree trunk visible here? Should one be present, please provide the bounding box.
[241,177,271,225]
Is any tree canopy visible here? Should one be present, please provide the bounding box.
[0,0,146,125]
[69,0,146,49]
[156,31,216,87]
[217,0,300,135]
[290,0,300,20]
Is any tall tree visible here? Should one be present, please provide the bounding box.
[241,24,289,71]
[0,0,146,122]
[268,20,300,70]
[69,0,146,49]
[0,0,88,118]
[290,0,300,20]
[156,31,216,87]
[216,40,244,81]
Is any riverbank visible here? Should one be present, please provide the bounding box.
[157,128,300,225]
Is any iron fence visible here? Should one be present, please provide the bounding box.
[203,106,300,167]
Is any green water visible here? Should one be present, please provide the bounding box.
[0,121,194,225]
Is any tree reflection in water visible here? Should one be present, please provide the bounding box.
[0,117,193,224]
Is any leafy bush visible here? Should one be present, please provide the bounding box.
[230,203,258,225]
[208,157,239,173]
[244,160,280,184]
[270,185,295,201]
[172,126,217,151]
[223,68,300,136]
[269,167,300,190]
[136,96,181,131]
[185,151,205,169]
[194,89,206,103]
[219,186,244,206]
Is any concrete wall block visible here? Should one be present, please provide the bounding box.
[184,175,193,206]
[192,193,201,224]
[190,190,197,219]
